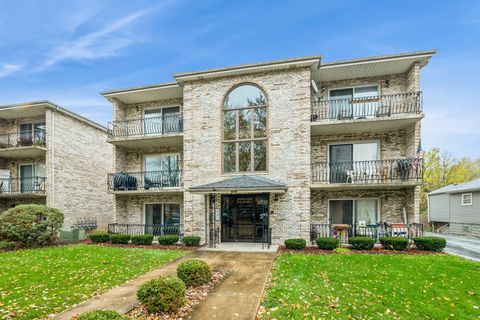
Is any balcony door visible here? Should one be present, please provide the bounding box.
[329,142,379,183]
[144,106,180,135]
[144,154,180,188]
[144,203,180,235]
[329,199,378,226]
[19,163,45,193]
[19,122,45,146]
[329,86,379,119]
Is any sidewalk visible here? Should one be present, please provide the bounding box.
[54,250,276,320]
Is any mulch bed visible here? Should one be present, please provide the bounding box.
[88,242,199,251]
[126,270,226,320]
[278,245,444,255]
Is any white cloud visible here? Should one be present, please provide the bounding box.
[0,63,24,77]
[35,9,151,71]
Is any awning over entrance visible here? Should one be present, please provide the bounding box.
[189,175,287,194]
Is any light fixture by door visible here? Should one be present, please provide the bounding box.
[384,79,390,88]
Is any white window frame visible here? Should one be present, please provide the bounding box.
[143,202,181,225]
[461,193,473,206]
[328,84,380,99]
[143,153,181,189]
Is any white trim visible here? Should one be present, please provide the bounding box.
[143,104,181,113]
[328,84,381,99]
[327,198,381,224]
[461,193,473,206]
[326,140,381,163]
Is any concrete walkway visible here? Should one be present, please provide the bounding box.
[54,250,276,320]
[426,232,480,262]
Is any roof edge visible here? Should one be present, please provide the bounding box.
[0,100,107,132]
[100,81,180,96]
[174,55,322,82]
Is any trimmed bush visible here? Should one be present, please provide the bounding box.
[137,276,185,313]
[413,236,446,252]
[379,237,409,251]
[316,237,340,250]
[348,237,376,250]
[131,234,154,245]
[157,235,179,245]
[78,310,126,320]
[0,241,18,251]
[177,259,212,287]
[88,232,110,243]
[0,204,64,247]
[109,234,131,244]
[183,236,201,247]
[284,238,307,250]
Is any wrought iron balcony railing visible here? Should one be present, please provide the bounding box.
[0,129,47,149]
[107,114,183,138]
[108,223,180,236]
[310,223,424,244]
[311,91,422,122]
[107,170,182,191]
[0,176,47,195]
[311,158,422,184]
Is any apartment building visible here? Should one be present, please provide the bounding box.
[0,101,114,229]
[103,50,435,245]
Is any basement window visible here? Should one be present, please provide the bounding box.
[461,193,472,206]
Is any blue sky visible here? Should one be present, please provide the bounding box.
[0,0,479,158]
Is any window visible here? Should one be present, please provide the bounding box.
[19,121,46,145]
[144,154,180,188]
[144,106,181,135]
[329,85,379,119]
[329,199,378,225]
[462,193,473,206]
[223,84,267,173]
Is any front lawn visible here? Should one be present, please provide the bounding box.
[261,254,480,319]
[0,244,186,319]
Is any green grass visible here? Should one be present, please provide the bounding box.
[0,244,186,319]
[262,254,480,320]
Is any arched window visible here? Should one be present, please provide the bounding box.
[222,84,267,173]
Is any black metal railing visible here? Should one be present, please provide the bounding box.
[107,114,183,138]
[108,223,180,236]
[312,158,422,184]
[107,170,182,191]
[0,176,47,194]
[311,91,422,122]
[310,223,424,244]
[0,129,46,149]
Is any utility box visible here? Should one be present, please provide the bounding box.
[60,229,86,241]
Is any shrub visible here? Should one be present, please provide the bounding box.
[157,235,179,245]
[333,247,350,254]
[284,238,306,250]
[348,237,376,250]
[315,237,340,250]
[131,234,154,245]
[379,237,409,251]
[109,234,131,244]
[88,232,110,243]
[182,236,201,247]
[137,277,185,313]
[0,204,64,247]
[77,310,126,320]
[0,241,18,251]
[177,259,212,287]
[413,236,446,252]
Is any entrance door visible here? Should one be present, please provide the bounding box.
[221,194,268,242]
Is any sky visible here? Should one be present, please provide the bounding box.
[0,0,479,158]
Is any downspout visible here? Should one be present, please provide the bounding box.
[50,109,55,207]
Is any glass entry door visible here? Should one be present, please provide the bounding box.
[221,194,268,242]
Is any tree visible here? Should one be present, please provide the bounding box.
[421,148,480,214]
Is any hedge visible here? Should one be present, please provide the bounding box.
[177,259,212,287]
[413,236,446,252]
[157,235,179,245]
[0,204,64,247]
[379,237,409,251]
[183,236,201,246]
[77,310,126,320]
[88,232,110,243]
[348,236,376,250]
[315,237,340,250]
[131,234,154,245]
[137,276,185,313]
[109,234,131,244]
[284,238,306,250]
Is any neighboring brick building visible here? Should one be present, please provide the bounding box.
[0,101,114,229]
[103,50,435,245]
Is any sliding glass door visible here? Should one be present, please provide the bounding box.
[144,106,180,135]
[329,86,379,119]
[145,203,180,235]
[329,199,378,226]
[144,154,180,188]
[329,142,379,183]
[19,163,45,193]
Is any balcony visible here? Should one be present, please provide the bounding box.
[107,114,183,149]
[311,92,423,135]
[0,129,47,158]
[107,170,183,195]
[311,158,422,189]
[0,177,47,197]
[108,223,180,236]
